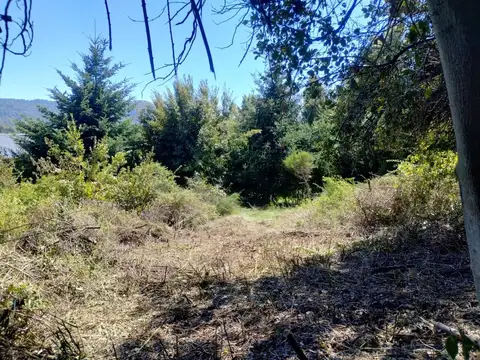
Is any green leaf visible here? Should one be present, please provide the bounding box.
[445,336,458,359]
[417,20,430,36]
[415,53,422,67]
[460,330,475,360]
[424,87,432,100]
[407,25,419,43]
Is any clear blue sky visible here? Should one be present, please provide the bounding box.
[0,0,264,101]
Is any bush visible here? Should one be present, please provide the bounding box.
[305,176,357,225]
[0,159,16,189]
[216,194,241,216]
[355,176,399,227]
[395,149,460,221]
[110,160,177,211]
[355,149,461,229]
[283,151,315,182]
[142,189,217,229]
[188,177,240,215]
[0,283,86,359]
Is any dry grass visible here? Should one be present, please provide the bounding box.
[0,196,477,359]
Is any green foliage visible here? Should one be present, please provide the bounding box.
[355,148,461,229]
[395,148,460,222]
[0,123,15,133]
[0,158,16,188]
[0,283,86,359]
[224,74,302,205]
[284,151,315,181]
[140,77,218,181]
[444,332,479,360]
[216,194,241,216]
[188,177,240,215]
[14,36,135,177]
[0,159,59,237]
[196,115,259,183]
[144,190,217,229]
[306,177,356,224]
[111,158,177,211]
[33,121,124,202]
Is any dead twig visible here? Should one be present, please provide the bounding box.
[104,0,113,50]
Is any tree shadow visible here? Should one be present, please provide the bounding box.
[117,222,476,359]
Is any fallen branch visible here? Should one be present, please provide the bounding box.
[435,321,480,349]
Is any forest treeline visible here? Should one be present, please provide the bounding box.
[9,31,453,206]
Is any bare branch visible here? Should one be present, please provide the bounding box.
[128,5,168,23]
[213,7,242,26]
[174,8,193,26]
[0,0,33,82]
[190,0,216,77]
[239,28,255,66]
[104,0,113,50]
[167,0,177,76]
[169,2,190,22]
[141,0,156,79]
[217,10,249,50]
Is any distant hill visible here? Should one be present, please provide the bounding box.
[0,98,152,126]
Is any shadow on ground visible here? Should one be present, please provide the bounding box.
[117,222,477,359]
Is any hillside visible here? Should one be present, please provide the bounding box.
[0,98,151,126]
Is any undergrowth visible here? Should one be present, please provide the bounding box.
[0,127,468,358]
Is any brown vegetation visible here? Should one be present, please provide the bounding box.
[1,179,477,359]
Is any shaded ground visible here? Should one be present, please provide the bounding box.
[114,215,477,359]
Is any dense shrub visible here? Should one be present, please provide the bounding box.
[305,176,357,225]
[355,149,461,228]
[0,283,86,359]
[111,160,177,211]
[0,159,16,188]
[142,190,217,229]
[395,149,460,221]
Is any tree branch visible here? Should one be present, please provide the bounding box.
[104,0,113,50]
[190,0,215,77]
[141,0,156,79]
[167,0,177,76]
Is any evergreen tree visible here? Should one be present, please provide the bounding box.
[224,74,302,205]
[16,36,134,164]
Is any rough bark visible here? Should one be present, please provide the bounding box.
[427,0,480,299]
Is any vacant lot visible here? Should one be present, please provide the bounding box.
[2,201,476,360]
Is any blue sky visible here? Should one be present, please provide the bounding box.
[0,0,264,102]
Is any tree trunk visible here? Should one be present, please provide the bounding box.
[427,0,480,299]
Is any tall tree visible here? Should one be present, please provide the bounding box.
[224,73,302,205]
[241,0,480,299]
[16,36,134,163]
[426,0,480,299]
[140,77,216,182]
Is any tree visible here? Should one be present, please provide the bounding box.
[283,150,315,197]
[140,77,216,182]
[223,73,302,205]
[15,36,134,168]
[243,0,480,299]
[426,0,480,300]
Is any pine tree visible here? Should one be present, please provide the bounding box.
[16,36,134,162]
